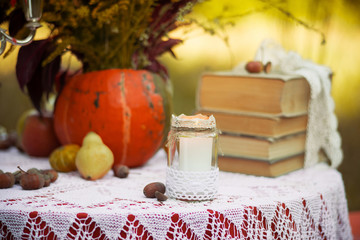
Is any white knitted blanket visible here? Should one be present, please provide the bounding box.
[251,40,343,168]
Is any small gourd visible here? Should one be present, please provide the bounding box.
[75,132,114,180]
[49,144,80,172]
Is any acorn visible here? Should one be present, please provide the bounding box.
[42,174,51,187]
[27,168,42,175]
[0,134,13,150]
[113,164,129,178]
[143,182,166,198]
[264,62,272,73]
[155,191,168,202]
[0,172,15,189]
[13,170,22,184]
[20,173,45,190]
[41,169,58,183]
[0,138,12,150]
[0,126,12,150]
[245,61,263,73]
[18,167,45,190]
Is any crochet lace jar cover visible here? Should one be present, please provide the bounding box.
[166,114,219,201]
[0,148,352,240]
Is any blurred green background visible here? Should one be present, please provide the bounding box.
[1,0,359,210]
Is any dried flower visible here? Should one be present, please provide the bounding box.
[2,0,197,112]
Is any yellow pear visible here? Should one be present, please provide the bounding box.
[75,132,114,180]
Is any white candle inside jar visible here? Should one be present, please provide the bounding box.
[177,114,214,171]
[179,136,213,171]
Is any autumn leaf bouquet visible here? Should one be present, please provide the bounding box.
[1,0,198,110]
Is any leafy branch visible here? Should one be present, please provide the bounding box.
[187,0,326,60]
[258,0,326,44]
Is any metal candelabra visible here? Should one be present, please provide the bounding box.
[0,0,43,55]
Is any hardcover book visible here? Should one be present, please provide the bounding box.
[218,150,327,177]
[197,72,310,117]
[198,110,307,138]
[219,132,306,161]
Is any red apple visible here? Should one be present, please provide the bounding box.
[21,114,61,157]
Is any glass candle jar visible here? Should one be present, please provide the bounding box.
[166,114,218,201]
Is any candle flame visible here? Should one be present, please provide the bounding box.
[179,114,209,120]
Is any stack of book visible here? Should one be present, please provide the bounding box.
[196,71,322,177]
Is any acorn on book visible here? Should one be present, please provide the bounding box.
[245,61,272,74]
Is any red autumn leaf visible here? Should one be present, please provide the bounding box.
[16,39,61,113]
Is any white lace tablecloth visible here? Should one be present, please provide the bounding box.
[0,148,352,240]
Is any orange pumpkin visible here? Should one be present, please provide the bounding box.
[54,69,172,167]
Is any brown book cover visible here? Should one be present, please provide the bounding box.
[197,72,310,117]
[198,110,308,138]
[219,132,306,161]
[218,151,327,177]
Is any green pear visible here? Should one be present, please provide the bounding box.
[75,132,114,180]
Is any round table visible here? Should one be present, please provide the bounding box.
[0,148,352,239]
